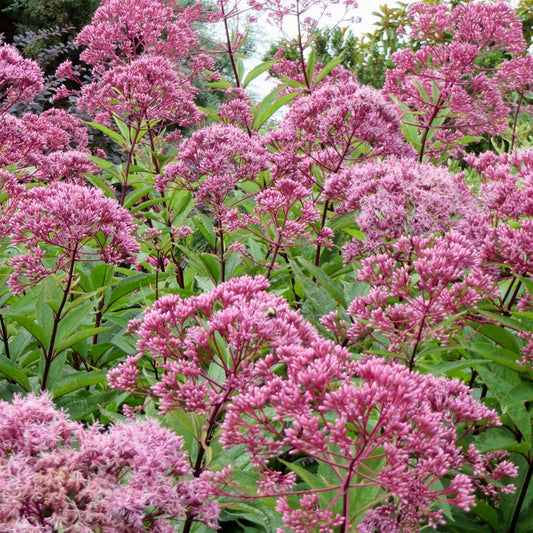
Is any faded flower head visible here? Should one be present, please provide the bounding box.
[8,182,139,293]
[324,158,480,258]
[0,393,219,532]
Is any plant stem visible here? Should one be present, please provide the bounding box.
[408,315,426,370]
[92,295,105,348]
[313,199,330,279]
[41,254,77,390]
[509,456,533,533]
[510,90,524,153]
[418,96,443,163]
[216,218,226,282]
[296,0,311,91]
[182,396,229,533]
[120,124,142,206]
[0,314,10,359]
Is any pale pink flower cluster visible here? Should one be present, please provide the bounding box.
[76,0,213,71]
[8,182,139,293]
[223,177,333,256]
[0,43,95,181]
[217,88,255,130]
[385,1,528,160]
[324,158,480,258]
[0,170,24,238]
[248,0,358,41]
[0,393,219,531]
[78,55,202,129]
[0,107,95,181]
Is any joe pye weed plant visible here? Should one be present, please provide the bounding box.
[0,0,533,531]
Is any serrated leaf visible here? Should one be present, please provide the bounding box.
[55,327,110,354]
[51,370,108,399]
[0,356,30,390]
[296,257,347,306]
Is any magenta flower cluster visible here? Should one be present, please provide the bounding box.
[109,276,516,531]
[8,182,139,294]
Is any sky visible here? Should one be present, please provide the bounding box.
[242,0,409,97]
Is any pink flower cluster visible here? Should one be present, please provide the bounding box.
[8,182,139,294]
[221,352,513,531]
[267,75,414,187]
[160,124,268,217]
[108,275,318,415]
[0,43,43,112]
[0,393,219,532]
[59,0,213,128]
[385,1,528,160]
[327,232,498,364]
[109,276,515,531]
[467,149,533,277]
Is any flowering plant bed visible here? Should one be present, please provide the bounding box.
[0,0,532,531]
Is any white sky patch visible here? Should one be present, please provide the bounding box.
[237,0,413,98]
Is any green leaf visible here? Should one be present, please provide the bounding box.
[8,315,47,348]
[253,87,299,130]
[55,327,110,355]
[124,185,155,209]
[502,382,533,412]
[0,356,30,390]
[313,55,343,87]
[306,47,316,84]
[56,391,121,421]
[479,323,520,354]
[296,257,347,306]
[85,121,125,145]
[473,426,529,454]
[51,370,108,399]
[42,351,67,390]
[184,252,221,284]
[236,58,245,84]
[197,105,221,123]
[243,59,278,88]
[204,78,233,90]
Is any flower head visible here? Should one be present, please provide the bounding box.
[0,43,44,112]
[8,182,139,293]
[0,393,218,531]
